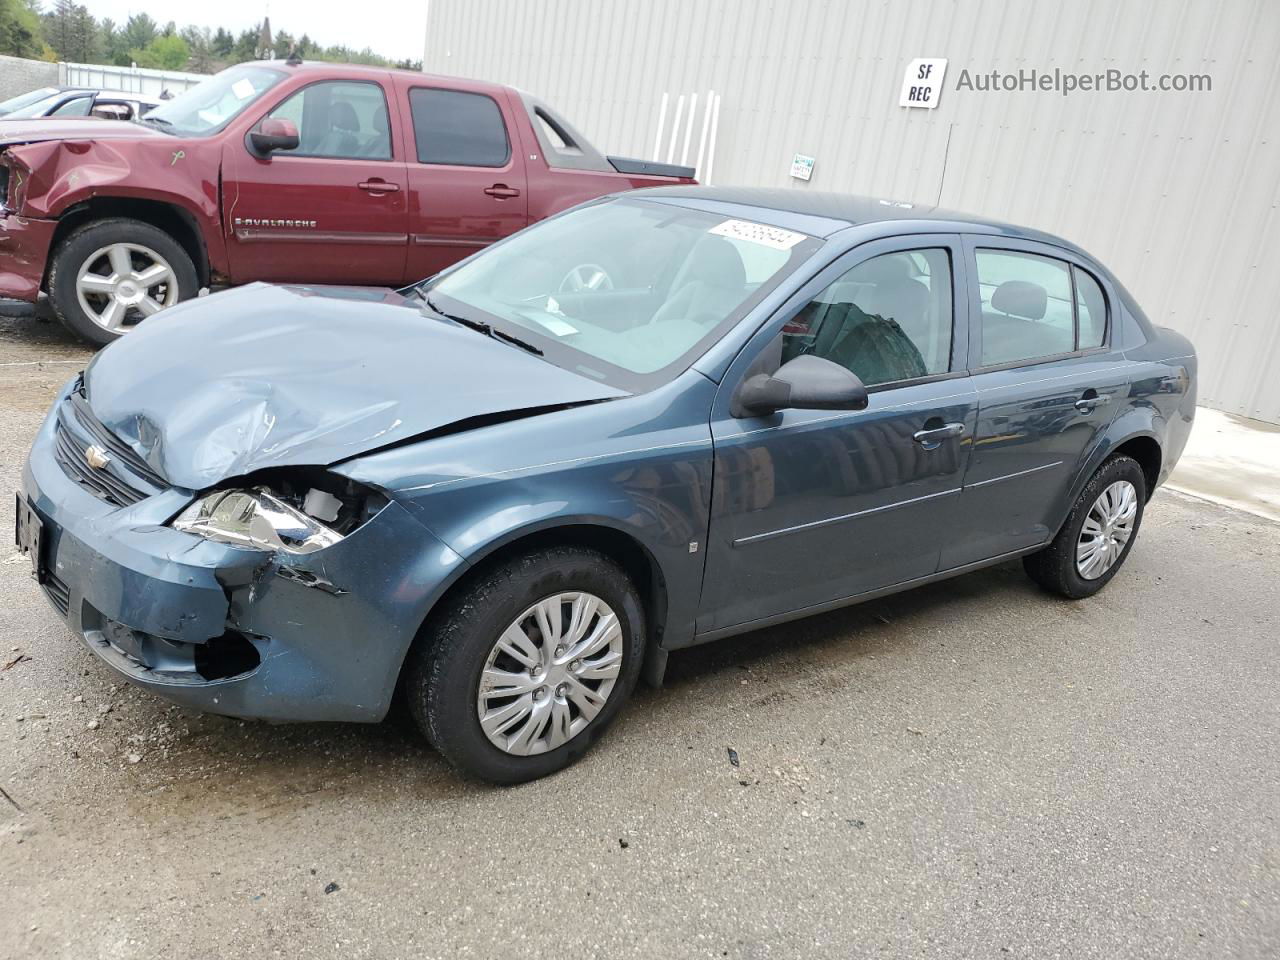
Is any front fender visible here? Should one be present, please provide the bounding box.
[8,138,226,271]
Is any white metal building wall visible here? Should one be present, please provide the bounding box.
[424,0,1280,423]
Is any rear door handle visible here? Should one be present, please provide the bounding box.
[913,422,966,446]
[358,179,400,194]
[484,183,521,199]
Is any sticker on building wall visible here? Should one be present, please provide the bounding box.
[899,58,948,108]
[789,153,816,181]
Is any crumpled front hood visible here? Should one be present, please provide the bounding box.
[83,283,626,490]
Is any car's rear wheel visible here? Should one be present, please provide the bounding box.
[48,218,198,347]
[1023,454,1147,598]
[406,547,645,784]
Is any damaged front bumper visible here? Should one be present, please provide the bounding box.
[21,380,467,723]
[0,211,56,302]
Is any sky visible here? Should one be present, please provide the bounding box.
[83,0,429,63]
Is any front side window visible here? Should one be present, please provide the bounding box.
[781,249,953,387]
[143,64,284,136]
[267,81,391,160]
[428,199,821,390]
[409,88,510,167]
[976,249,1109,366]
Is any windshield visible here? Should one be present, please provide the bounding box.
[428,199,820,390]
[0,87,60,116]
[142,65,284,136]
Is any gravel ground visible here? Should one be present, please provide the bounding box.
[0,311,1277,959]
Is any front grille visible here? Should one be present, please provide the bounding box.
[43,572,70,617]
[64,392,167,488]
[51,391,168,507]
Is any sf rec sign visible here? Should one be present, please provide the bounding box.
[899,58,948,109]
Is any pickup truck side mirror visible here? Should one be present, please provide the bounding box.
[248,117,300,158]
[732,355,869,418]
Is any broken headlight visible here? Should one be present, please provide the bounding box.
[172,489,343,554]
[171,472,388,555]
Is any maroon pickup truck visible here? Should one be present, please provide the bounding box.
[0,60,695,345]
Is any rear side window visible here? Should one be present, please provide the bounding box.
[409,88,510,167]
[52,96,92,117]
[976,250,1075,366]
[1075,267,1108,349]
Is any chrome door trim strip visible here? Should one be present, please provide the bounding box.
[733,487,962,547]
[965,460,1064,489]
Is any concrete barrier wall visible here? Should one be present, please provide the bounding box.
[0,55,59,101]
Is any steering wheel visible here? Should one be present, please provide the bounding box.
[558,263,614,293]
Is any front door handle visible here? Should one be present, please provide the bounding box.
[484,183,521,199]
[913,422,966,446]
[358,179,400,194]
[1074,393,1111,413]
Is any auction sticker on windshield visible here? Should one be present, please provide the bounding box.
[709,219,807,250]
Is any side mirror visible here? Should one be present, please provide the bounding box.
[248,117,300,158]
[732,355,869,418]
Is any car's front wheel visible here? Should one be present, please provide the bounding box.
[1023,454,1148,599]
[47,218,198,347]
[407,546,645,784]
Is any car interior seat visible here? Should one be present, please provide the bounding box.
[317,100,360,156]
[651,235,748,327]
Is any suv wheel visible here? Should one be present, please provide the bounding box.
[407,547,645,784]
[1023,454,1148,599]
[48,218,198,347]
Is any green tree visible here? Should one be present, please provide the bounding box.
[181,24,216,73]
[42,0,96,63]
[120,11,155,54]
[210,26,233,58]
[231,26,256,63]
[0,0,45,58]
[131,31,187,70]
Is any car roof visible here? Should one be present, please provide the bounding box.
[256,59,510,95]
[634,185,1090,257]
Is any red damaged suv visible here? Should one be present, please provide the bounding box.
[0,60,695,345]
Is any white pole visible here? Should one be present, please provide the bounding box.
[704,94,722,185]
[652,92,669,161]
[680,93,697,166]
[666,95,685,165]
[694,90,714,176]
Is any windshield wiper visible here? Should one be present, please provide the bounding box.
[422,294,543,356]
[139,115,175,134]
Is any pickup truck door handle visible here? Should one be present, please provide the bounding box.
[1074,392,1111,413]
[484,183,521,199]
[358,179,400,194]
[913,422,966,446]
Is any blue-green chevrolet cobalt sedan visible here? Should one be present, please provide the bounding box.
[17,187,1197,782]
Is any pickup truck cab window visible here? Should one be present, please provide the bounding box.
[143,64,284,136]
[781,249,954,386]
[267,81,392,160]
[408,87,510,167]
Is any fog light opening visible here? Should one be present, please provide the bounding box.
[195,630,262,681]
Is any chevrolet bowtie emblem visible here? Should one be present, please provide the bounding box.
[85,445,112,470]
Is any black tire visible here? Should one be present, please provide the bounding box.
[406,547,645,784]
[47,218,198,347]
[1023,454,1148,599]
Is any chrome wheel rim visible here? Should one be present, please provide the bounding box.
[476,592,624,756]
[558,263,614,293]
[75,243,179,333]
[1077,480,1138,580]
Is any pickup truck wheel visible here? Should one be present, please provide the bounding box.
[48,218,198,347]
[406,546,645,784]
